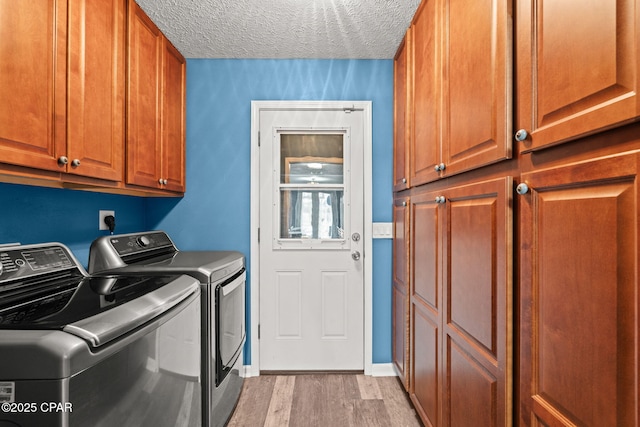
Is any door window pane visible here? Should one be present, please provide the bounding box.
[280,190,344,239]
[280,134,344,184]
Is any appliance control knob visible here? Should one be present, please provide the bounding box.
[137,236,151,247]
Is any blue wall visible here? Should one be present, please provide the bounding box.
[0,183,147,267]
[0,59,394,366]
[147,59,394,365]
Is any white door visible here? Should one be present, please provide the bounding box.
[258,105,365,371]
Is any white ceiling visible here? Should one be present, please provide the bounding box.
[135,0,421,59]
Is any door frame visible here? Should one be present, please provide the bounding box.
[249,100,373,376]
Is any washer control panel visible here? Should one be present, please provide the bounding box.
[0,245,75,283]
[108,232,175,257]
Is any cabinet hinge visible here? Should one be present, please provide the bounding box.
[258,131,261,147]
[343,106,355,113]
[258,228,260,243]
[258,324,260,339]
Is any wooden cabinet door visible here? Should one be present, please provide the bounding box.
[441,0,512,175]
[161,39,186,193]
[517,0,640,152]
[127,1,162,189]
[0,0,66,172]
[393,196,411,389]
[410,189,442,426]
[519,153,640,426]
[410,0,441,186]
[394,32,410,192]
[67,0,125,181]
[442,177,513,426]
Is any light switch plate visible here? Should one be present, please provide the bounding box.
[372,222,393,239]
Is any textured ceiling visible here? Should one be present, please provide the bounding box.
[135,0,421,59]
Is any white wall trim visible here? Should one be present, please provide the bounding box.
[250,100,373,376]
[370,363,399,377]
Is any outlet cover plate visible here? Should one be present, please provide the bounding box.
[99,210,115,231]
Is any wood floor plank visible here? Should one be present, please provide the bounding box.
[351,399,393,427]
[227,375,277,427]
[228,374,422,427]
[376,376,423,426]
[264,376,296,427]
[356,374,383,400]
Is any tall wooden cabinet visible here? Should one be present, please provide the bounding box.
[127,1,185,193]
[0,0,125,181]
[396,0,640,425]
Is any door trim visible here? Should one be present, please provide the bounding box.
[249,100,373,376]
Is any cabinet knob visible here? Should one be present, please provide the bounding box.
[71,159,81,167]
[158,178,164,185]
[516,183,529,195]
[402,201,407,207]
[434,163,446,172]
[435,196,445,204]
[515,129,529,142]
[163,179,168,185]
[402,178,407,184]
[57,156,69,166]
[434,164,440,172]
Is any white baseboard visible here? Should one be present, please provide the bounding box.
[241,363,397,377]
[370,363,398,377]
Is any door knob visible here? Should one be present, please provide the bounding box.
[352,251,361,261]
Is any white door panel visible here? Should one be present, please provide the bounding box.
[259,106,365,371]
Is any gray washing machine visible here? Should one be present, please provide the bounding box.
[88,231,245,427]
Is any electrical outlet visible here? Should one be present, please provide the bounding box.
[99,210,115,231]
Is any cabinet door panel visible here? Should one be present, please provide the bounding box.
[162,40,185,192]
[443,177,513,426]
[442,0,512,174]
[0,0,66,171]
[517,0,640,151]
[519,153,639,426]
[412,194,440,310]
[411,0,440,186]
[67,0,124,181]
[393,197,410,388]
[127,1,162,188]
[412,302,440,427]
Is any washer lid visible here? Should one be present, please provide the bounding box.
[0,274,193,335]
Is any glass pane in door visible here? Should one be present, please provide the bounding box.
[278,133,345,241]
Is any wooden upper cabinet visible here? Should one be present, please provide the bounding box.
[410,0,441,187]
[67,0,125,181]
[127,1,185,193]
[162,40,186,193]
[0,0,67,172]
[519,152,640,426]
[516,0,640,152]
[409,0,512,186]
[127,1,163,189]
[0,0,125,181]
[394,32,411,192]
[441,0,512,175]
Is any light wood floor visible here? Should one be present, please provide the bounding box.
[227,374,423,427]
